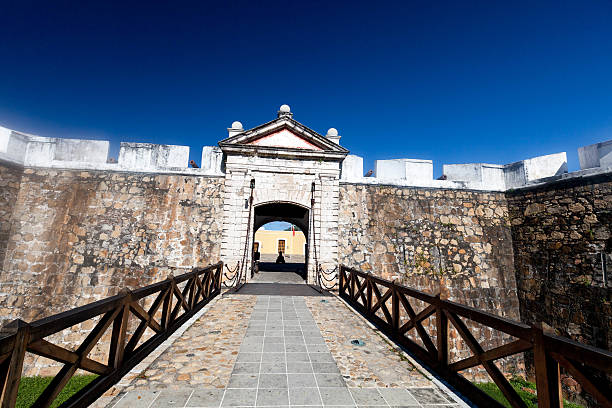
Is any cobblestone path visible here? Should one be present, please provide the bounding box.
[99,290,465,408]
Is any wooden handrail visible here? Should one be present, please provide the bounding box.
[0,262,223,408]
[338,265,612,408]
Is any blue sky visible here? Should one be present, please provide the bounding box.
[1,1,611,176]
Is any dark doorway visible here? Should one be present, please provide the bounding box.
[252,202,310,283]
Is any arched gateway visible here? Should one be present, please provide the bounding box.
[219,105,348,283]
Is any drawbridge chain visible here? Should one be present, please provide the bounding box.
[224,178,255,291]
[310,181,339,292]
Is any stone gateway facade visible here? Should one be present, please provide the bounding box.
[0,105,611,376]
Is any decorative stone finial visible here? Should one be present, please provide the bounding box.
[326,128,341,145]
[278,104,293,118]
[228,121,244,137]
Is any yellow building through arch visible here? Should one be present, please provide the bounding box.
[254,227,306,263]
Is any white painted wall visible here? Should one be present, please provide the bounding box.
[201,146,224,174]
[340,155,363,181]
[579,140,612,170]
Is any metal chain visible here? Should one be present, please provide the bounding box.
[236,180,255,289]
[310,182,320,287]
[310,180,338,291]
[222,262,240,288]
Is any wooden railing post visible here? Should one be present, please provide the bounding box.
[366,274,372,311]
[162,274,175,329]
[391,284,399,335]
[108,289,131,369]
[217,263,223,291]
[533,324,562,408]
[435,294,448,368]
[0,319,30,408]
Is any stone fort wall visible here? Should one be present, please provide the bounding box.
[1,161,611,378]
[338,183,521,379]
[0,162,23,271]
[507,174,612,352]
[0,164,224,326]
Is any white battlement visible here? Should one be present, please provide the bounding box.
[579,140,612,170]
[2,124,611,190]
[0,126,221,176]
[342,143,610,191]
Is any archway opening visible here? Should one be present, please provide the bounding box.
[253,202,309,282]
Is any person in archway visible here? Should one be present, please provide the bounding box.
[275,251,285,264]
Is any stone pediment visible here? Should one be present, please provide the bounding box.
[218,117,348,159]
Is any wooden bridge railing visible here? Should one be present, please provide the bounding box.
[338,265,612,408]
[0,262,223,408]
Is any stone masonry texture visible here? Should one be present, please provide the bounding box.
[506,174,612,353]
[338,183,521,380]
[0,167,224,326]
[1,160,611,383]
[0,162,23,271]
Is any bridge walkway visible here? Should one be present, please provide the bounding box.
[96,271,465,408]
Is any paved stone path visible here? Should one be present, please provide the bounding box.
[100,284,465,408]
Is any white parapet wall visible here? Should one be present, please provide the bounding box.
[579,140,612,170]
[118,143,189,171]
[443,152,568,190]
[0,125,223,175]
[201,146,224,174]
[0,125,110,168]
[443,163,506,191]
[340,154,363,181]
[375,158,433,185]
[3,122,611,189]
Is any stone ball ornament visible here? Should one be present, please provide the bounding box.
[231,121,243,130]
[279,104,291,113]
[326,128,338,137]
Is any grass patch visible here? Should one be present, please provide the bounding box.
[16,375,98,408]
[475,377,583,408]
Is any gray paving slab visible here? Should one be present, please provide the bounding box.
[228,374,259,388]
[260,373,288,388]
[221,388,257,406]
[288,387,323,405]
[186,389,225,407]
[319,387,355,406]
[349,389,387,406]
[288,373,318,388]
[150,389,192,407]
[113,390,161,407]
[260,361,286,373]
[377,388,419,406]
[287,361,313,373]
[407,388,449,404]
[257,388,290,406]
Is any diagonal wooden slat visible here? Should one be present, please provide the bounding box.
[550,352,612,408]
[0,352,10,366]
[397,292,437,356]
[398,304,436,335]
[123,289,169,359]
[32,307,120,408]
[445,311,527,408]
[0,320,29,408]
[130,302,162,333]
[449,339,532,372]
[169,283,191,323]
[355,276,368,306]
[192,274,204,305]
[371,283,393,324]
[28,339,109,375]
